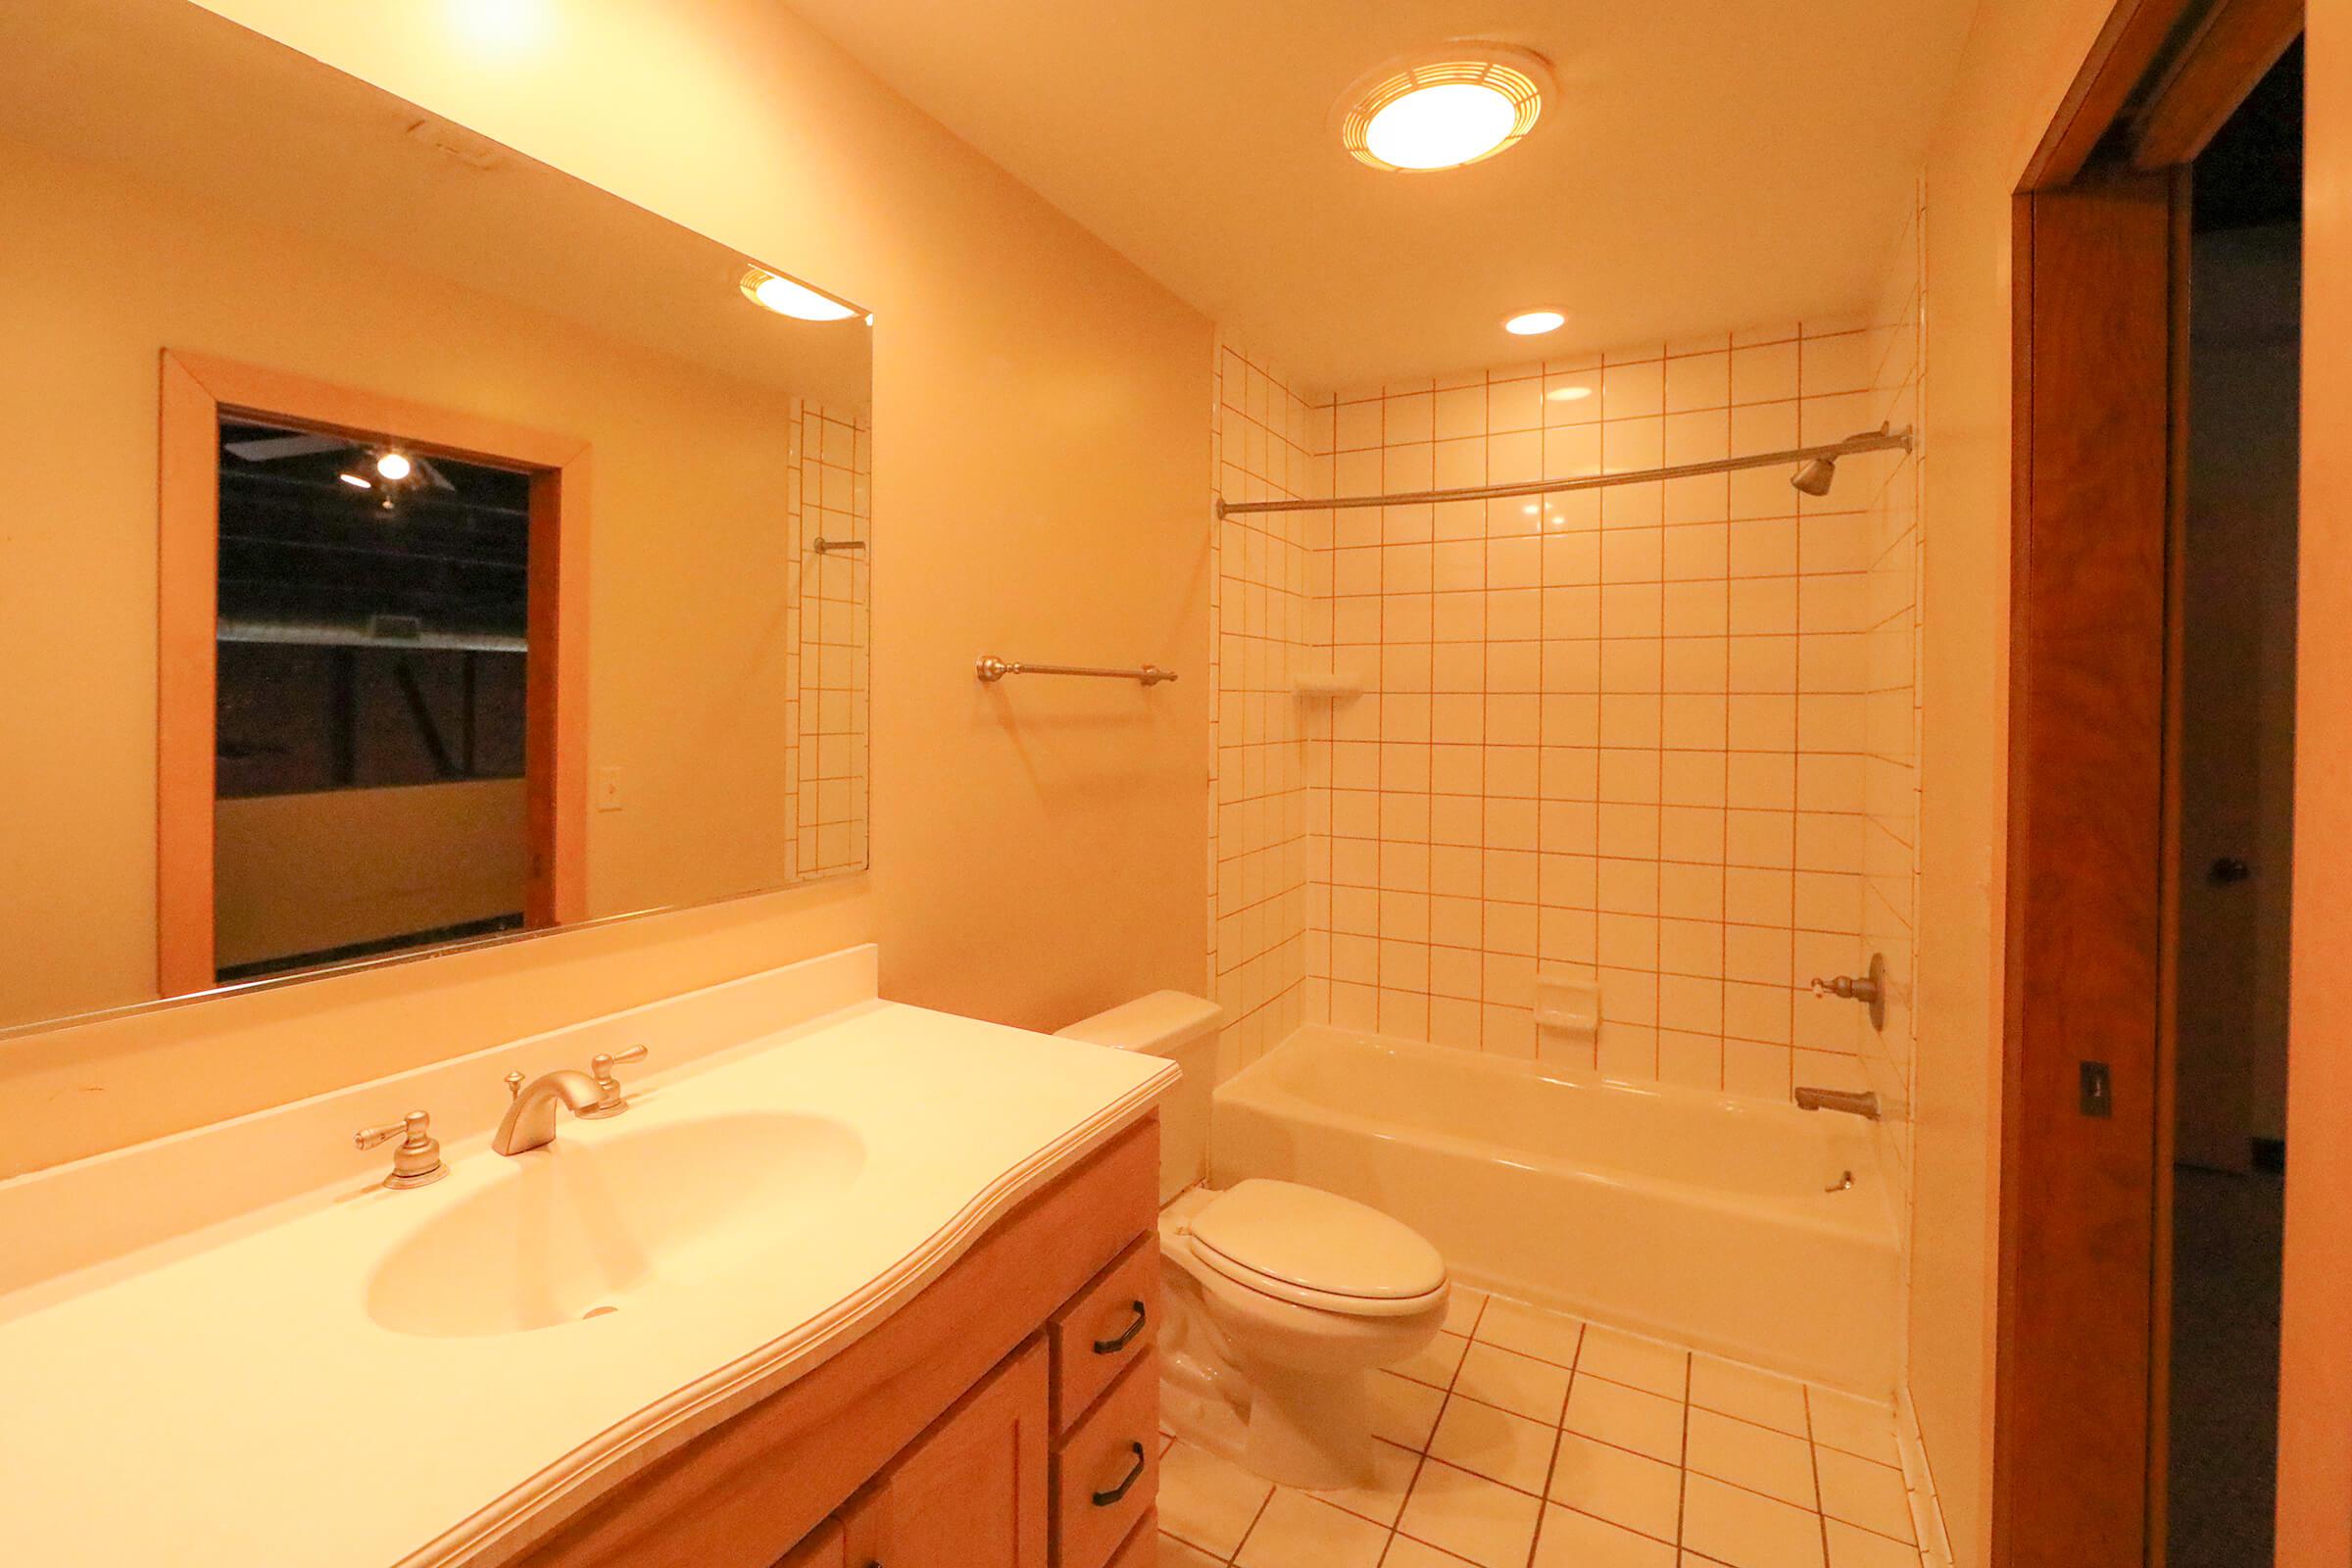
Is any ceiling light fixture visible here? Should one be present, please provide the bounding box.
[374,452,414,481]
[338,472,371,489]
[1338,44,1553,172]
[1504,310,1566,336]
[739,266,859,321]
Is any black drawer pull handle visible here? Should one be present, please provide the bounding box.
[1092,1300,1148,1354]
[1091,1442,1148,1507]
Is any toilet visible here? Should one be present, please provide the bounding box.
[1058,992,1449,1490]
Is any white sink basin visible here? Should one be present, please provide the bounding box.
[367,1112,864,1338]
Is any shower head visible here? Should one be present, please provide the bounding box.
[1790,456,1838,497]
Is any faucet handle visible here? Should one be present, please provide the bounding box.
[354,1109,446,1190]
[582,1045,649,1118]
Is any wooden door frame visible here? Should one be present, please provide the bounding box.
[1997,1,2303,1564]
[156,350,590,997]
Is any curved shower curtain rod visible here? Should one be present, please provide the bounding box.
[1214,423,1915,517]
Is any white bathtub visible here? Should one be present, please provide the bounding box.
[1208,1024,1900,1396]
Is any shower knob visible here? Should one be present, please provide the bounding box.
[1808,952,1889,1034]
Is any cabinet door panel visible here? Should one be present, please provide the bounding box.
[872,1337,1051,1568]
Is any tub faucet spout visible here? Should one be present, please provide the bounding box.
[1794,1086,1881,1120]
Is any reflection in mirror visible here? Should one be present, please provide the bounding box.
[0,0,871,1031]
[215,423,534,981]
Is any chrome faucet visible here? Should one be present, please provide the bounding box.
[1794,1086,1882,1120]
[493,1068,608,1155]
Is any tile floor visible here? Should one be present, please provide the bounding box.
[1156,1290,1927,1568]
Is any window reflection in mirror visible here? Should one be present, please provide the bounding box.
[213,420,534,982]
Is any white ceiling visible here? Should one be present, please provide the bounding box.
[784,0,1979,390]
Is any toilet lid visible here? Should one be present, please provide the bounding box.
[1188,1180,1447,1305]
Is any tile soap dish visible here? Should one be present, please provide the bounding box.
[1293,668,1365,698]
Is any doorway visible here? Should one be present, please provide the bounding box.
[1995,4,2305,1565]
[2167,38,2301,1568]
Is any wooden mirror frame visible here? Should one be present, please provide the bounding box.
[155,350,590,997]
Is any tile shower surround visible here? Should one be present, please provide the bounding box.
[1208,299,1923,1108]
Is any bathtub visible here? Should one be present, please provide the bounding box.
[1208,1024,1901,1396]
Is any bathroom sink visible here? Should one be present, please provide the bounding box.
[366,1112,865,1338]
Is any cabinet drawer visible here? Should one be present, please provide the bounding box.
[1105,1510,1157,1568]
[1052,1351,1158,1568]
[1051,1235,1159,1434]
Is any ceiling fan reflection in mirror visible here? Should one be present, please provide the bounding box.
[220,428,456,509]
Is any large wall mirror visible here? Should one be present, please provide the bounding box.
[0,0,872,1033]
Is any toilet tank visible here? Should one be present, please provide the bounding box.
[1056,991,1225,1203]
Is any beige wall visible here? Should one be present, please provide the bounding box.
[0,0,1210,1176]
[2280,5,2352,1559]
[1904,2,2117,1562]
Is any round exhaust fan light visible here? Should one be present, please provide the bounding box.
[1338,45,1552,172]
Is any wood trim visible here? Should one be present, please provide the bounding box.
[152,351,590,982]
[157,353,221,996]
[501,1116,1157,1568]
[1994,173,2178,1568]
[2146,163,2196,1568]
[166,352,584,470]
[2132,0,2304,168]
[2023,0,2203,189]
[525,462,589,926]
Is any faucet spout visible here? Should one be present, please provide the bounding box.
[493,1069,608,1155]
[1794,1086,1882,1120]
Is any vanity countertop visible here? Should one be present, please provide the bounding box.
[0,995,1173,1567]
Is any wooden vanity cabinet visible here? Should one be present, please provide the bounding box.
[499,1116,1162,1568]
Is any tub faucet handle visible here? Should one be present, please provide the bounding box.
[1809,973,1880,1003]
[1807,953,1889,1032]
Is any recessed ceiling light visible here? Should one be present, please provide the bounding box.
[739,266,858,321]
[1505,310,1566,336]
[374,452,414,481]
[1337,45,1553,172]
[1546,384,1593,402]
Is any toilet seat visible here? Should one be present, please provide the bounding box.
[1181,1179,1447,1318]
